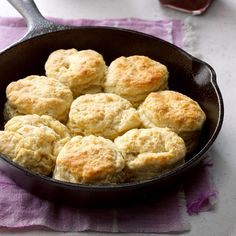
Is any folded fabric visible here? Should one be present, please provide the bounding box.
[0,17,217,233]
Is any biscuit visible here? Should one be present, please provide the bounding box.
[104,55,168,107]
[114,128,186,181]
[5,75,73,123]
[138,91,206,152]
[45,49,107,98]
[1,114,71,175]
[53,135,125,184]
[67,93,141,140]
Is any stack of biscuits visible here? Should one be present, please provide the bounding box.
[0,48,206,184]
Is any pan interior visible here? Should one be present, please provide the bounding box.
[0,27,222,186]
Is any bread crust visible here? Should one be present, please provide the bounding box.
[114,127,186,181]
[53,135,125,184]
[67,93,141,140]
[5,75,73,123]
[45,49,107,98]
[138,91,206,152]
[0,114,71,175]
[104,55,168,107]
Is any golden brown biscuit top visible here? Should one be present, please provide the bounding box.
[104,55,168,104]
[46,49,105,83]
[6,75,73,122]
[138,91,206,133]
[110,56,166,87]
[56,135,125,183]
[45,49,106,97]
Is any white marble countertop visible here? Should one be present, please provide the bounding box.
[0,0,235,235]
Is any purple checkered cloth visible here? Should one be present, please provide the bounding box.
[0,17,217,233]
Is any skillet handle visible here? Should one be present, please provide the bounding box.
[7,0,68,39]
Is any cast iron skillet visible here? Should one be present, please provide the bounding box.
[0,0,223,206]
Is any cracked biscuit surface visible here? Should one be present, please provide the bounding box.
[138,91,206,152]
[45,49,107,98]
[67,93,141,140]
[0,114,71,175]
[104,55,168,107]
[53,135,125,184]
[114,127,186,181]
[4,75,73,123]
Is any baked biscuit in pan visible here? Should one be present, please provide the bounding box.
[0,48,206,183]
[67,93,141,140]
[4,75,73,123]
[0,114,71,175]
[53,135,125,184]
[45,49,107,98]
[114,127,186,181]
[104,55,168,107]
[138,91,206,152]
